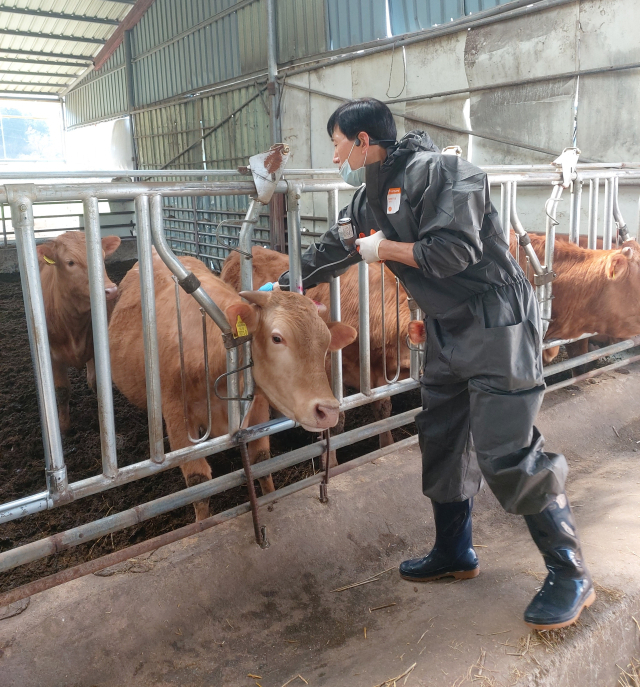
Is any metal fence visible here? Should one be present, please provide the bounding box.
[1,154,640,607]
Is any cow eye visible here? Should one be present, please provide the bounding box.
[272,335,283,344]
[67,260,75,266]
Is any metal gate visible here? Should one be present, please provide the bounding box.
[1,150,640,608]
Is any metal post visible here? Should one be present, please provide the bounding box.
[603,177,614,249]
[358,260,371,395]
[542,185,563,334]
[408,297,422,382]
[1,201,6,247]
[83,196,118,478]
[327,190,343,402]
[612,176,629,243]
[266,0,280,144]
[587,177,599,249]
[123,29,138,170]
[9,192,68,501]
[569,178,582,244]
[500,181,512,243]
[192,195,200,260]
[135,194,165,463]
[286,182,303,294]
[238,199,264,417]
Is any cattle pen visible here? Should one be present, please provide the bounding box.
[1,151,640,612]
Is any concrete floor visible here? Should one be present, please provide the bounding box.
[2,366,640,687]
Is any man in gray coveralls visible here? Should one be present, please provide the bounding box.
[271,97,595,630]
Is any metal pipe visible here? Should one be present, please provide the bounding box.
[266,0,280,144]
[569,178,583,244]
[238,436,269,548]
[542,331,595,351]
[226,347,242,435]
[588,178,599,249]
[149,194,231,334]
[0,408,420,573]
[407,297,423,382]
[380,263,401,384]
[543,336,640,377]
[9,192,68,502]
[286,182,303,294]
[358,260,372,395]
[612,176,630,243]
[0,434,419,608]
[327,190,343,403]
[83,196,118,478]
[510,185,545,276]
[135,195,165,463]
[500,182,512,243]
[603,177,615,249]
[545,353,640,394]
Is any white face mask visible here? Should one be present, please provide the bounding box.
[339,139,367,187]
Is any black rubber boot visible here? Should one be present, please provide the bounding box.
[399,499,479,582]
[524,493,596,630]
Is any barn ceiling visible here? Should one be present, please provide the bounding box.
[0,0,138,99]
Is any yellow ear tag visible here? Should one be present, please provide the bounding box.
[43,255,55,265]
[234,315,249,338]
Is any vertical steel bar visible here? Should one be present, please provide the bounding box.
[587,178,599,249]
[358,260,371,395]
[83,196,118,479]
[10,194,68,500]
[327,190,343,402]
[542,185,563,335]
[192,195,200,260]
[266,0,280,144]
[612,176,629,243]
[226,347,242,435]
[1,202,7,247]
[408,297,422,382]
[500,181,512,244]
[135,194,165,463]
[237,199,263,418]
[286,182,303,294]
[603,177,614,250]
[569,178,582,244]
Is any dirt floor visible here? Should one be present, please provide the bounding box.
[0,263,420,593]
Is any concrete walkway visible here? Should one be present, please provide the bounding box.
[2,366,640,687]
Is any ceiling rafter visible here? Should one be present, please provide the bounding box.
[0,80,72,87]
[0,56,88,68]
[0,68,81,77]
[0,48,93,61]
[0,29,106,44]
[0,7,119,26]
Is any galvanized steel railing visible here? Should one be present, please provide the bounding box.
[2,156,640,603]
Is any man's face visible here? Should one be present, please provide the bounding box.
[331,125,366,168]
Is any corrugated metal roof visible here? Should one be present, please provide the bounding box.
[326,0,387,51]
[0,0,134,97]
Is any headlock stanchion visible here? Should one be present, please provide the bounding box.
[2,153,640,606]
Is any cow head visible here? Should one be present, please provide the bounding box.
[602,240,640,336]
[224,290,357,431]
[37,231,121,308]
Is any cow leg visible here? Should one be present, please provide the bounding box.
[372,397,394,448]
[244,394,275,494]
[52,360,71,434]
[86,358,97,392]
[165,404,212,521]
[566,338,593,376]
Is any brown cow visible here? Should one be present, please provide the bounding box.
[511,234,640,363]
[220,246,413,448]
[109,252,356,521]
[36,231,121,433]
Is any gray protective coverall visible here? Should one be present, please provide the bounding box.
[281,131,568,515]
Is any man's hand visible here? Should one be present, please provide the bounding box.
[355,230,386,263]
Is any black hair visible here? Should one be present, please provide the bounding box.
[326,98,397,143]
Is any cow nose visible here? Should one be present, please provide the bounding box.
[314,402,339,428]
[105,285,118,301]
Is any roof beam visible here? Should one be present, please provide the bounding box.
[0,48,92,61]
[0,8,119,25]
[94,0,156,70]
[0,91,59,100]
[0,29,106,45]
[0,69,81,78]
[0,56,89,68]
[0,80,70,87]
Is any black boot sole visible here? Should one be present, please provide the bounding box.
[525,588,596,630]
[400,566,479,583]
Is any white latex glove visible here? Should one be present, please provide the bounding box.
[355,230,386,263]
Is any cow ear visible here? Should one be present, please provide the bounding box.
[102,235,121,257]
[407,320,426,344]
[36,242,56,265]
[606,247,633,279]
[224,302,260,335]
[326,322,357,352]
